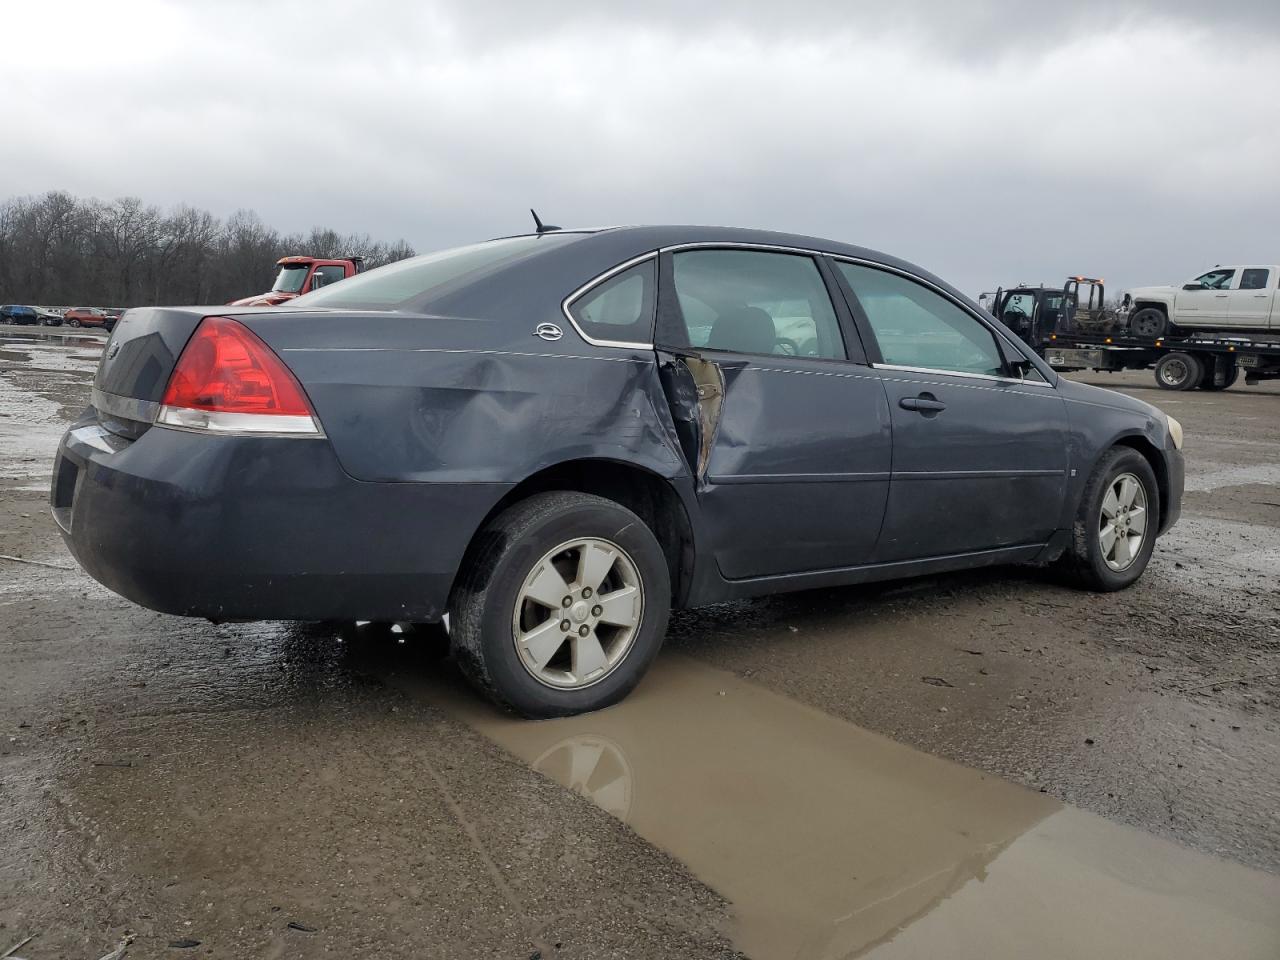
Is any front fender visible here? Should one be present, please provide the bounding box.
[1057,378,1178,529]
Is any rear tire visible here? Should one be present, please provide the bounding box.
[1155,352,1201,391]
[67,318,81,327]
[1130,307,1168,338]
[1061,447,1160,591]
[450,491,671,718]
[1198,360,1238,391]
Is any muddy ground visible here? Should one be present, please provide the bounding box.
[1,324,1277,959]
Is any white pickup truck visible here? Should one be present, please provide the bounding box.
[1126,265,1279,337]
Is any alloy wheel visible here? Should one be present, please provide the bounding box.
[1099,472,1148,571]
[511,537,644,690]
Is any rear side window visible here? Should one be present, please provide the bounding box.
[836,262,1004,377]
[667,250,845,359]
[294,235,573,310]
[1240,268,1270,290]
[568,259,656,344]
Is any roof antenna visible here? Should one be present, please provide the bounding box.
[530,208,561,235]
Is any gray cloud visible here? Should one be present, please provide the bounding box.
[7,0,1280,296]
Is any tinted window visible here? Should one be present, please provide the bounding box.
[1240,268,1270,290]
[668,250,844,359]
[295,235,573,310]
[837,262,1004,377]
[568,259,656,344]
[1194,268,1234,289]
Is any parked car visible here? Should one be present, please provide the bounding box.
[53,225,1185,717]
[1,304,38,325]
[1126,264,1279,337]
[63,307,118,329]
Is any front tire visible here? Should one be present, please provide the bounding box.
[67,318,81,327]
[1062,447,1160,591]
[1130,307,1168,338]
[450,492,671,718]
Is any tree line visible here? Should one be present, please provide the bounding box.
[0,191,416,308]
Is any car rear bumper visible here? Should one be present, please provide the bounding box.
[52,416,510,622]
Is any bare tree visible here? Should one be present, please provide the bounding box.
[0,191,416,307]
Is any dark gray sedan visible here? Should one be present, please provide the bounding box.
[53,225,1184,716]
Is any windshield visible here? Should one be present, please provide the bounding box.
[293,235,576,310]
[1000,292,1037,316]
[271,264,311,294]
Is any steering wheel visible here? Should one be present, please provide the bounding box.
[774,337,801,356]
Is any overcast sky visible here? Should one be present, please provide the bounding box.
[7,0,1280,295]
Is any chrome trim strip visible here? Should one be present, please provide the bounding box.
[560,252,658,350]
[872,363,1055,387]
[281,346,649,364]
[155,406,323,437]
[709,471,891,485]
[893,469,1065,479]
[660,240,828,256]
[92,387,160,423]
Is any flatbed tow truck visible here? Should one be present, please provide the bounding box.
[989,278,1280,391]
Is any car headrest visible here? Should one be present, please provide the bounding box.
[707,306,777,355]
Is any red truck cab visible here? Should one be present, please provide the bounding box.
[229,256,364,306]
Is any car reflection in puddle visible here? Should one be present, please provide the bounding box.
[398,654,1280,960]
[532,732,634,822]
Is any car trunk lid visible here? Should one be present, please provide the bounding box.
[91,307,210,438]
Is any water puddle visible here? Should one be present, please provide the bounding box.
[403,656,1280,960]
[1185,463,1280,493]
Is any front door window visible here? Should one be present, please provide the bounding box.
[1193,268,1235,290]
[835,262,1005,377]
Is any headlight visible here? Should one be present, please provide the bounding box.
[1167,415,1184,450]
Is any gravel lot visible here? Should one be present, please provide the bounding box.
[2,324,1277,959]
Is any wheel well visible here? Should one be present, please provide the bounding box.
[1111,436,1170,525]
[1132,301,1168,316]
[458,459,695,608]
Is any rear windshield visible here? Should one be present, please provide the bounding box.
[292,235,575,311]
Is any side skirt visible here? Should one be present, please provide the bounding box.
[684,542,1049,606]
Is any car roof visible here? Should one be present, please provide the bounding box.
[500,224,905,262]
[490,224,964,304]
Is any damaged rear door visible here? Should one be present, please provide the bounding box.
[655,247,893,580]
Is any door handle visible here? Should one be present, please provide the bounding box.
[1214,293,1228,298]
[900,394,947,415]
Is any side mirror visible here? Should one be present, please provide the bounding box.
[310,274,327,291]
[1182,281,1206,291]
[999,337,1034,378]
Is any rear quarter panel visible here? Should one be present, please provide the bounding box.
[240,312,687,486]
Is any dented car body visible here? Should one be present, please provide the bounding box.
[53,225,1185,715]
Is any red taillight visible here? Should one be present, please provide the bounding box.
[157,316,320,435]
